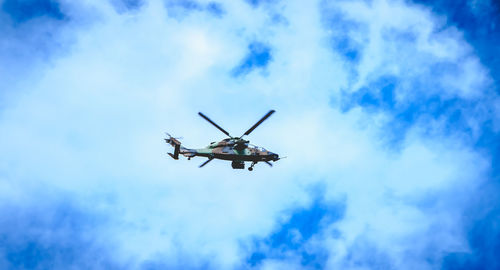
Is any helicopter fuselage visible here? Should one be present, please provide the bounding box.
[185,138,279,162]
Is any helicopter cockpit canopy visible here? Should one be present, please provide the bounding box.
[249,144,267,152]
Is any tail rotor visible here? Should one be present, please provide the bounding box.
[165,133,182,160]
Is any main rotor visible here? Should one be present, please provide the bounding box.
[198,110,275,142]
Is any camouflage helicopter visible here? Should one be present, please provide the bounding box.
[165,110,281,171]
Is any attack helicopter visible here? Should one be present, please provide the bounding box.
[165,110,281,171]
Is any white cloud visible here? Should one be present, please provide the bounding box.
[0,0,497,269]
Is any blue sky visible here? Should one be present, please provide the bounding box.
[0,0,499,269]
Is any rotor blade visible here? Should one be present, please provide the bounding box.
[242,110,275,137]
[198,112,231,137]
[199,158,214,168]
[264,161,273,167]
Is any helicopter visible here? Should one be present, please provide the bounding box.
[165,110,281,171]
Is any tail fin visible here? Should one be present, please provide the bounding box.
[165,133,181,160]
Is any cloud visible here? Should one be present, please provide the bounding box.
[244,186,345,269]
[0,0,72,102]
[410,0,500,89]
[110,0,144,13]
[0,187,123,270]
[231,41,272,77]
[0,0,498,269]
[1,0,65,23]
[165,0,225,18]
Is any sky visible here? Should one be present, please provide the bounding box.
[0,0,499,269]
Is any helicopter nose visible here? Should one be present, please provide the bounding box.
[269,152,279,161]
